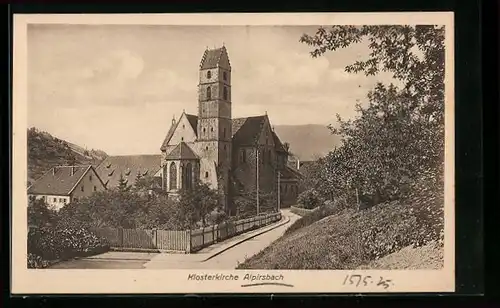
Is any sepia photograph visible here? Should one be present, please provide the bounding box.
[12,12,455,294]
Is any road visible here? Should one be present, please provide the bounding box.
[50,209,300,269]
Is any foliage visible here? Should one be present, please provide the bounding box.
[28,198,59,228]
[117,174,131,192]
[234,189,278,219]
[297,189,323,209]
[285,204,342,235]
[237,179,444,269]
[27,226,110,268]
[177,180,222,229]
[298,25,445,206]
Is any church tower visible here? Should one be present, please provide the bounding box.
[197,46,232,209]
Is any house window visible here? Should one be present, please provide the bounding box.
[89,175,92,181]
[205,146,209,151]
[223,128,226,138]
[93,186,97,192]
[81,185,84,192]
[224,144,227,150]
[73,197,78,202]
[211,127,214,132]
[53,197,57,202]
[182,124,185,129]
[205,171,209,178]
[223,87,228,100]
[223,71,227,81]
[207,71,211,79]
[181,137,184,141]
[59,198,63,202]
[63,199,67,204]
[207,87,211,100]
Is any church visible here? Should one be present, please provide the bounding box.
[159,46,300,215]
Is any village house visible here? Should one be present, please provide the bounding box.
[159,46,300,214]
[27,165,107,211]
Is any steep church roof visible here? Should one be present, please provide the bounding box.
[200,46,230,69]
[160,113,198,151]
[231,115,268,146]
[95,155,162,189]
[165,142,198,160]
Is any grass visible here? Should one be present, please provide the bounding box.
[236,182,444,270]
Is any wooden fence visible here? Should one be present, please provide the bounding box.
[290,205,318,216]
[91,211,282,253]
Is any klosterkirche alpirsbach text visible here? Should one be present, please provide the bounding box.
[158,46,300,215]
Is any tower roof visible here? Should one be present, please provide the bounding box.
[200,46,230,70]
[165,142,199,160]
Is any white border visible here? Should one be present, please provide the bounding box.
[12,12,455,294]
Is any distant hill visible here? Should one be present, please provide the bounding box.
[273,124,341,161]
[27,127,108,186]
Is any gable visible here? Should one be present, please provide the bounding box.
[168,113,198,146]
[257,117,275,147]
[28,166,91,196]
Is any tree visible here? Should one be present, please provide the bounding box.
[299,25,445,204]
[177,180,221,228]
[28,198,58,228]
[117,173,130,192]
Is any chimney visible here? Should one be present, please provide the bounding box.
[297,158,300,170]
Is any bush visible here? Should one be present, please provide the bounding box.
[297,189,323,209]
[285,204,342,235]
[27,253,50,269]
[27,226,110,268]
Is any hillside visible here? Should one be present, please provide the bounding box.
[237,177,444,270]
[273,124,341,161]
[27,127,108,186]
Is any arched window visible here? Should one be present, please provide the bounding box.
[223,87,228,100]
[184,163,193,190]
[205,171,209,178]
[223,71,227,81]
[207,71,211,79]
[169,162,177,190]
[207,87,211,100]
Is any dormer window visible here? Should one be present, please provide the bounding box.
[207,71,211,79]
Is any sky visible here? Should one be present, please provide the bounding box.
[28,24,393,155]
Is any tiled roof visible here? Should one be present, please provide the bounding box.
[186,114,198,134]
[200,47,224,69]
[165,142,198,160]
[28,165,95,195]
[95,155,162,189]
[231,115,267,146]
[160,113,198,151]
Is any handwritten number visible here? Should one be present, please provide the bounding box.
[343,275,392,289]
[362,276,371,286]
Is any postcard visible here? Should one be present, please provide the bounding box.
[12,12,454,294]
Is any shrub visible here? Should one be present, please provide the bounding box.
[297,189,323,209]
[27,226,110,268]
[285,204,342,235]
[27,253,50,269]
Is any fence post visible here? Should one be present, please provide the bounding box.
[119,228,124,247]
[186,229,191,253]
[212,224,216,244]
[202,226,205,247]
[153,229,158,249]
